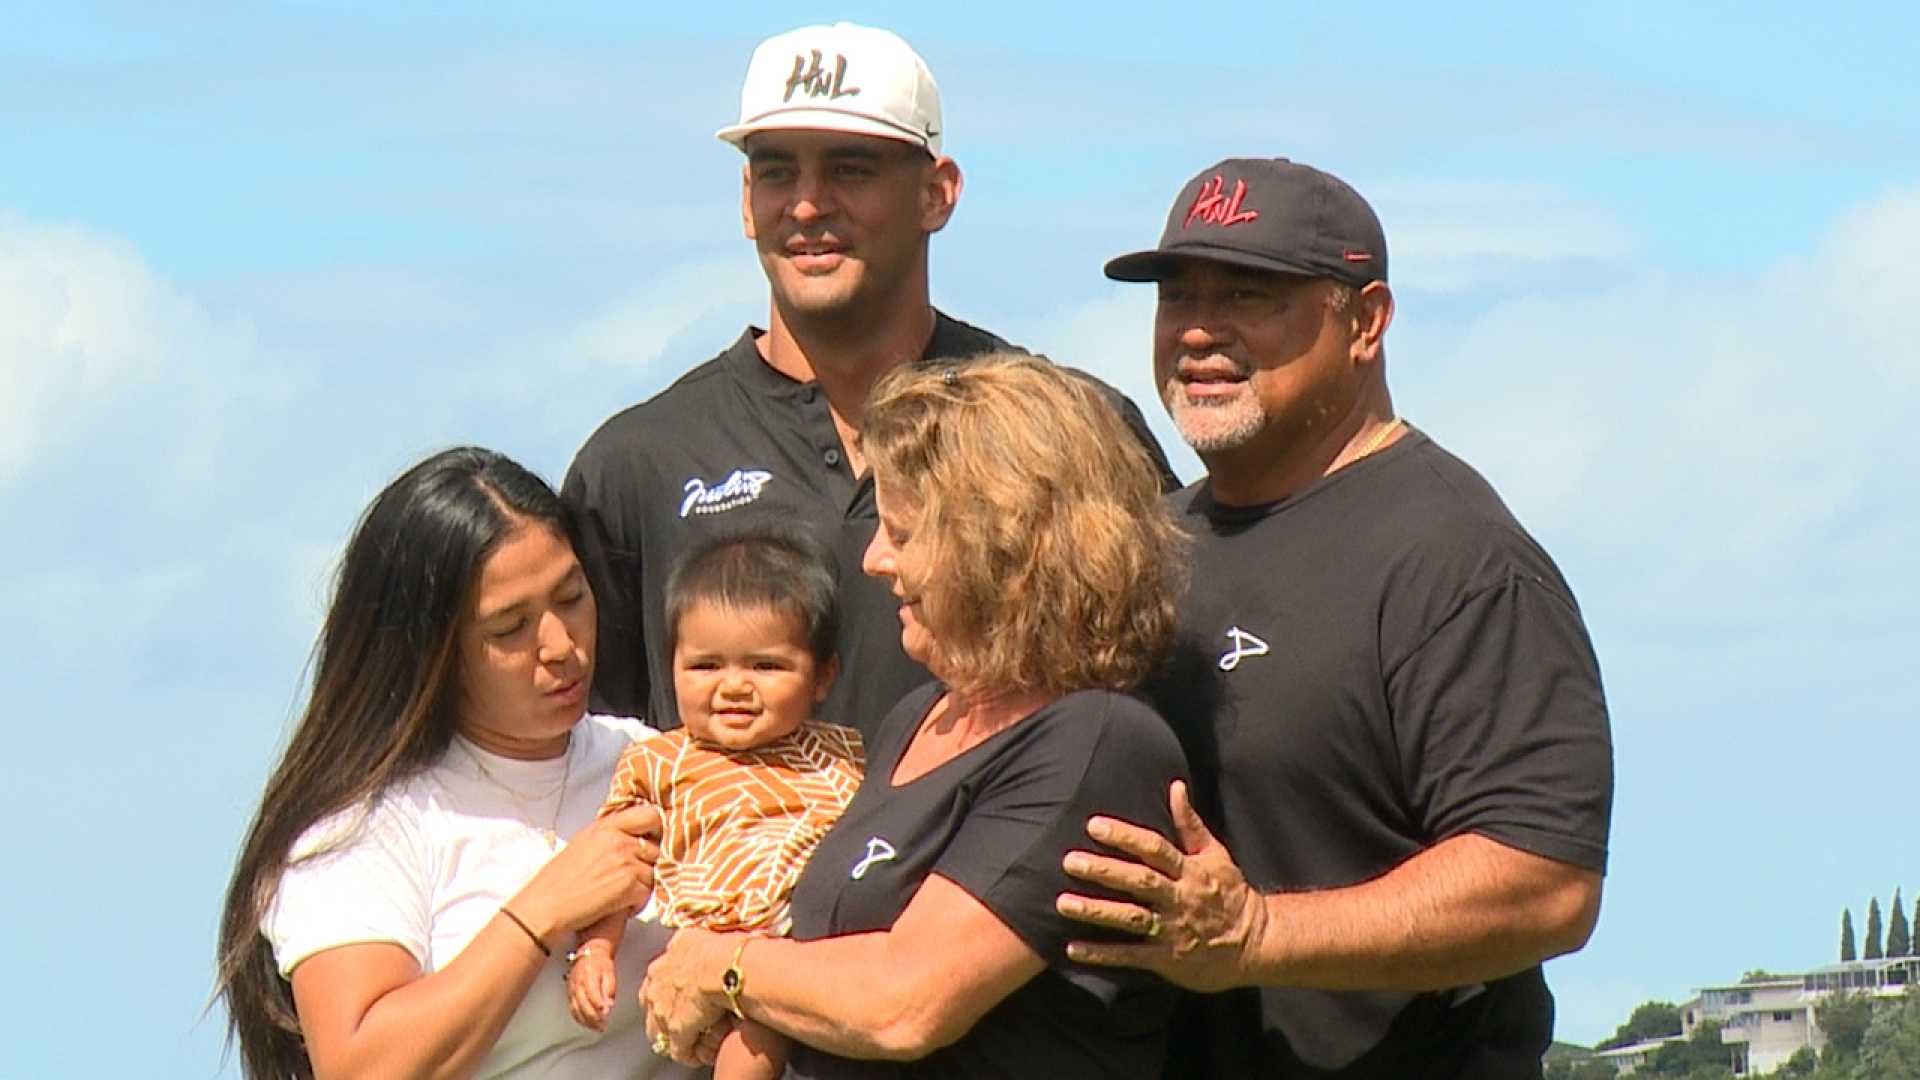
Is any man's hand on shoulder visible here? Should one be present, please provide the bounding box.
[1055,780,1267,992]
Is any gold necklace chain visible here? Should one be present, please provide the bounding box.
[458,734,574,851]
[1346,417,1404,467]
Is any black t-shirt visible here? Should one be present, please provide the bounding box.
[1151,429,1613,1079]
[786,683,1188,1079]
[560,313,1177,736]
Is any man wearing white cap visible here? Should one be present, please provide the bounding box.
[563,25,1174,738]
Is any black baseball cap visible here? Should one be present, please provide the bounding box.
[1105,158,1387,288]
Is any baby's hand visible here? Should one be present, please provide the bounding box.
[566,946,619,1031]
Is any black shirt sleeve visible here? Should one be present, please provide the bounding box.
[1385,572,1613,873]
[934,694,1189,969]
[561,434,650,719]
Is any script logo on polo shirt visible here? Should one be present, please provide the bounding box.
[1217,626,1270,671]
[679,468,775,518]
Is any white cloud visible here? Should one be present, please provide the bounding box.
[549,257,765,374]
[0,215,319,686]
[205,262,488,337]
[1379,180,1642,294]
[1380,179,1640,260]
[1398,184,1920,634]
[1804,187,1920,377]
[0,215,247,481]
[434,255,768,473]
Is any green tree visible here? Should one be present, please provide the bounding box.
[1819,990,1875,1062]
[1853,990,1920,1080]
[1889,887,1911,958]
[1777,1044,1817,1077]
[1844,907,1858,962]
[1806,1055,1852,1080]
[1866,897,1885,960]
[1543,1058,1615,1080]
[1600,1000,1684,1049]
[1645,1019,1733,1076]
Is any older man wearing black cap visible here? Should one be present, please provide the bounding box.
[1056,159,1615,1078]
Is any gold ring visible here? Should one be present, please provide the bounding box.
[652,1034,671,1056]
[1145,910,1163,939]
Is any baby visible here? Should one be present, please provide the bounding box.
[567,526,863,1079]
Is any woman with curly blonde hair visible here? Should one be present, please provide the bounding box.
[642,354,1191,1078]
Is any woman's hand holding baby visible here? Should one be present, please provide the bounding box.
[510,804,662,943]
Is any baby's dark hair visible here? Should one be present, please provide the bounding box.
[663,524,841,665]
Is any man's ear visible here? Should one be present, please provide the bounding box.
[813,655,841,703]
[921,156,963,234]
[1351,281,1394,366]
[740,163,756,240]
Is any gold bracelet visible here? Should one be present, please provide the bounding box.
[720,938,750,1019]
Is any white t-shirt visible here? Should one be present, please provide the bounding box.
[263,715,701,1080]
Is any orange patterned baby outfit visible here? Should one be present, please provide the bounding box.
[599,723,864,933]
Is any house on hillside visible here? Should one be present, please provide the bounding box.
[1801,955,1916,996]
[1681,976,1814,1076]
[1664,957,1920,1076]
[1592,1035,1682,1075]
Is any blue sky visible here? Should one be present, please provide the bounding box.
[4,2,1918,1074]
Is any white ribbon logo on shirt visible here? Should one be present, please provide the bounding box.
[850,836,897,880]
[679,468,774,518]
[1217,626,1271,671]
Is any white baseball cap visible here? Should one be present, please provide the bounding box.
[716,23,943,156]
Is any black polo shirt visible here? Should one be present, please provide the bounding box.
[561,311,1177,736]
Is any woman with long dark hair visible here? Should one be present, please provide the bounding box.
[215,447,696,1079]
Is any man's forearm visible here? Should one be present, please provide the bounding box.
[1245,833,1602,992]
